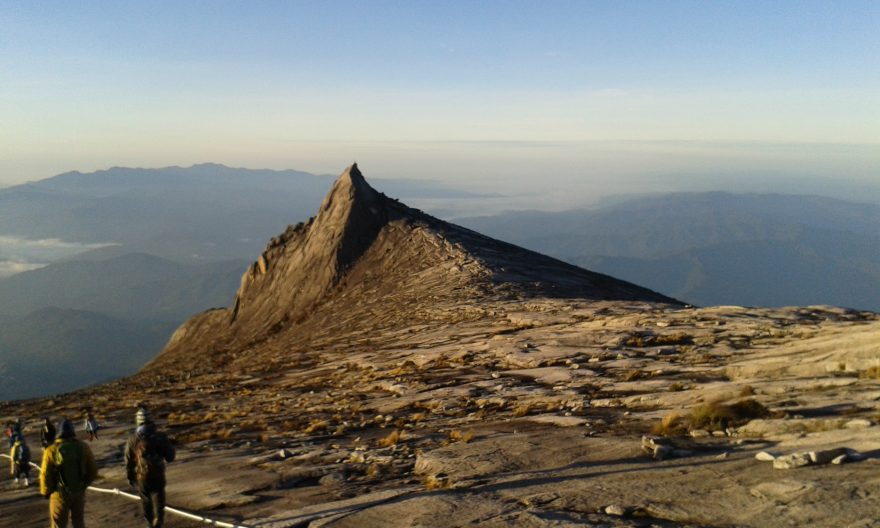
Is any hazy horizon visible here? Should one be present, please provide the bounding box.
[3,140,879,213]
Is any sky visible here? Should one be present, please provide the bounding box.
[1,0,878,196]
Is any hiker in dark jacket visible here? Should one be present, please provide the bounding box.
[124,408,175,528]
[9,433,31,487]
[41,417,56,448]
[41,419,98,528]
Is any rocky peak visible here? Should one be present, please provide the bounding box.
[306,163,388,276]
[223,165,393,336]
[153,165,679,372]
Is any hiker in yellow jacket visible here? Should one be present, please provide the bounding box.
[40,419,98,528]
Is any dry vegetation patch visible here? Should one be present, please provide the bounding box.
[654,399,772,436]
[378,429,402,447]
[859,366,880,379]
[624,332,693,347]
[690,399,771,431]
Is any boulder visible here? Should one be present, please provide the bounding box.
[773,453,812,469]
[604,504,627,516]
[755,451,779,462]
[809,447,850,465]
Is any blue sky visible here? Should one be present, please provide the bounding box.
[1,1,878,194]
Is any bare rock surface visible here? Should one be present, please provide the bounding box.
[3,166,880,527]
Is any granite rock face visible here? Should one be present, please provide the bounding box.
[151,164,677,373]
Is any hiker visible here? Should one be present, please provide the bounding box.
[40,419,98,528]
[10,433,31,487]
[41,417,57,448]
[125,408,175,528]
[83,413,99,441]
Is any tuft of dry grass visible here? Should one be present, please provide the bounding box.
[304,420,329,434]
[513,403,531,417]
[651,412,686,436]
[654,332,693,345]
[652,399,772,436]
[366,464,381,478]
[448,429,475,443]
[690,399,770,431]
[218,428,234,440]
[860,366,880,379]
[377,429,401,447]
[167,412,201,426]
[423,474,452,490]
[176,427,234,444]
[624,332,692,348]
[739,385,756,396]
[623,369,644,382]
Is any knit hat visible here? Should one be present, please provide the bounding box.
[58,419,75,439]
[135,408,151,426]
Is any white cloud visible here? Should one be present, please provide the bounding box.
[0,236,111,250]
[0,260,47,278]
[0,236,116,277]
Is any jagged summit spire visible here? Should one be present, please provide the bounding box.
[344,162,364,184]
[219,165,392,334]
[318,163,380,216]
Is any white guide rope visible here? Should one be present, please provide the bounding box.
[2,452,254,528]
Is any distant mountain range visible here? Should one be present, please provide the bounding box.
[459,192,880,311]
[1,165,878,400]
[0,163,481,263]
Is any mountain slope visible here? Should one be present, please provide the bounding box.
[151,164,678,373]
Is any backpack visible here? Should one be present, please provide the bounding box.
[133,434,164,483]
[53,441,88,495]
[15,442,30,465]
